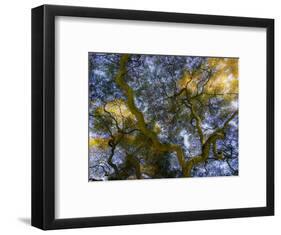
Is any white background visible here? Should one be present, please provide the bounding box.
[56,17,266,218]
[0,0,279,234]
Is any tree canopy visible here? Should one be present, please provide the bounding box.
[89,53,238,181]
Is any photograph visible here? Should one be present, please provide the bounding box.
[29,3,274,230]
[88,53,239,181]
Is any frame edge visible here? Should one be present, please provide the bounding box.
[31,5,45,230]
[266,19,275,216]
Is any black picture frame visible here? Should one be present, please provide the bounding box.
[32,4,274,230]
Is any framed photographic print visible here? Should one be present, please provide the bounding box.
[32,4,274,230]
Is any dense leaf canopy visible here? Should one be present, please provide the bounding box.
[89,53,238,181]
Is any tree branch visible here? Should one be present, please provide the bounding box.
[114,54,189,176]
